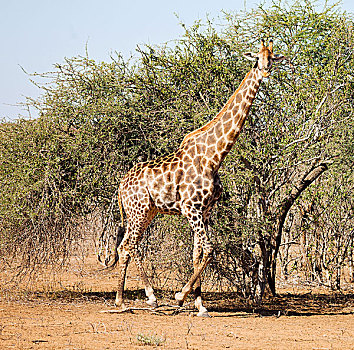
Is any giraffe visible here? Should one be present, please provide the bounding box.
[113,40,284,316]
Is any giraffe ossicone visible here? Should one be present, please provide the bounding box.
[108,40,284,316]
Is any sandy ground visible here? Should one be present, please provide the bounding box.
[1,254,353,349]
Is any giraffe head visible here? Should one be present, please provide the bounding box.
[243,39,285,77]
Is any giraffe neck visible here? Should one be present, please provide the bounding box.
[181,67,263,170]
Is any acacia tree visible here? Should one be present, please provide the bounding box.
[215,1,354,298]
[284,169,354,289]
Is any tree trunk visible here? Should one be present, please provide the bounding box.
[267,162,329,296]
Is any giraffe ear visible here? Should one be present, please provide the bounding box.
[243,52,258,61]
[273,54,285,62]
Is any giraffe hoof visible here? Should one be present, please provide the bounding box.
[197,310,211,317]
[146,299,158,308]
[114,302,128,312]
[175,292,184,306]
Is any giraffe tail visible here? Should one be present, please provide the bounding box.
[117,189,125,229]
[97,188,125,270]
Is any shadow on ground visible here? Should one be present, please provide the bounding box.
[30,288,354,317]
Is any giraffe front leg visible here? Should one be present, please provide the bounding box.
[194,285,209,317]
[175,247,212,316]
[193,232,209,317]
[175,214,212,317]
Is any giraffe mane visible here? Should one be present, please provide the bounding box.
[180,69,253,147]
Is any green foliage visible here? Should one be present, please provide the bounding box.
[1,19,245,273]
[211,0,354,295]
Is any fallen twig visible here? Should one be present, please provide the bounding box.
[100,302,195,316]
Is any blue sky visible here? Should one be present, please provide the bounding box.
[1,0,353,120]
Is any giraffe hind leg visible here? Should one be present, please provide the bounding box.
[115,210,158,309]
[130,226,158,307]
[115,234,130,310]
